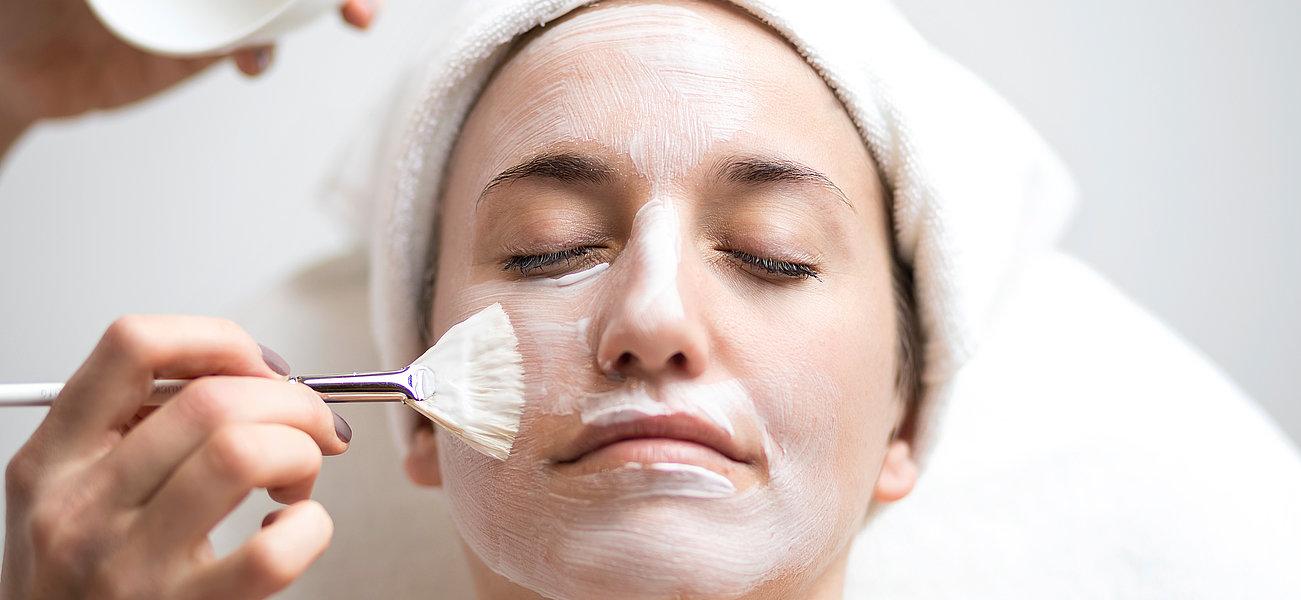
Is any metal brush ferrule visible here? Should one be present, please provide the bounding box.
[293,367,428,403]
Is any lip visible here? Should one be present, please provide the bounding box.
[554,413,754,467]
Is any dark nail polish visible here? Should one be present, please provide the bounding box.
[254,47,272,71]
[333,411,353,443]
[259,343,292,376]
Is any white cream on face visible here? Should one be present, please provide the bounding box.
[619,196,684,334]
[478,3,755,180]
[437,367,850,599]
[565,378,747,436]
[429,3,893,599]
[531,262,609,288]
[570,462,738,500]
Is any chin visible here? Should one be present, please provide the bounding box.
[480,501,792,599]
[435,395,859,600]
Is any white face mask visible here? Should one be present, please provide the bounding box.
[425,3,903,599]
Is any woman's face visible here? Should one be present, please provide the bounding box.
[414,1,916,597]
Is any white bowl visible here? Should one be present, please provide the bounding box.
[85,0,340,57]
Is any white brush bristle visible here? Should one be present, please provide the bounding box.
[403,303,524,460]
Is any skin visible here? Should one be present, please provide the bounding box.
[404,1,919,599]
[0,1,389,596]
[2,316,352,599]
[0,0,381,160]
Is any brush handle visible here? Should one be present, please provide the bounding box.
[0,373,414,408]
[0,381,186,407]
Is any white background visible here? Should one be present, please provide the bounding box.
[0,0,1297,594]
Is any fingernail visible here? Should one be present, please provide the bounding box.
[333,411,353,443]
[259,343,291,376]
[253,47,272,72]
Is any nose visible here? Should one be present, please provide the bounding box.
[595,196,711,380]
[596,304,710,380]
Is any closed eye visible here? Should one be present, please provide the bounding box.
[725,250,820,280]
[502,247,596,276]
[503,246,819,281]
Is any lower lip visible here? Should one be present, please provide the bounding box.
[565,438,739,473]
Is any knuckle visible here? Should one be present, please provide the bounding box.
[28,502,60,550]
[11,472,124,589]
[5,449,39,502]
[281,426,323,462]
[216,317,254,346]
[297,440,324,473]
[208,316,261,359]
[202,427,262,486]
[28,501,82,569]
[265,383,329,444]
[208,316,243,336]
[176,379,238,428]
[292,385,331,427]
[272,432,321,481]
[101,315,153,360]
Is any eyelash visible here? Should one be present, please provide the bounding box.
[502,247,819,280]
[724,249,821,280]
[502,247,595,275]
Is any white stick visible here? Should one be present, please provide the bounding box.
[0,383,63,407]
[0,380,191,407]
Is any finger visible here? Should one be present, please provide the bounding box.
[135,423,321,550]
[340,0,377,29]
[45,315,281,448]
[96,378,348,506]
[176,500,332,600]
[232,45,274,77]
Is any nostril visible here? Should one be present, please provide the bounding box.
[669,352,687,369]
[616,352,636,369]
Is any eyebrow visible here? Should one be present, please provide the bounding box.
[715,156,853,210]
[477,152,616,207]
[475,151,853,211]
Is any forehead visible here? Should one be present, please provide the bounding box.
[459,1,853,183]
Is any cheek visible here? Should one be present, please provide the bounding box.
[711,278,896,509]
[431,272,609,453]
[429,277,596,556]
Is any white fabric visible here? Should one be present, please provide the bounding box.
[845,252,1301,597]
[369,0,1076,464]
